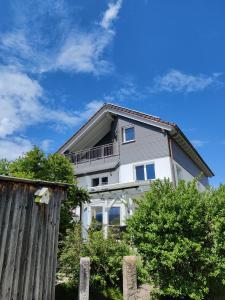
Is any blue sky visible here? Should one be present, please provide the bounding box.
[0,0,225,186]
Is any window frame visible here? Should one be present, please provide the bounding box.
[134,161,156,181]
[91,176,109,187]
[101,176,108,185]
[108,206,121,226]
[122,126,135,144]
[91,177,100,187]
[91,206,103,225]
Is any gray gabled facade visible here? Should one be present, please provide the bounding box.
[58,103,213,235]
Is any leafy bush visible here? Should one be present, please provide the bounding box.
[127,179,225,300]
[59,224,136,299]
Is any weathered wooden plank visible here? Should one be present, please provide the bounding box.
[1,184,25,300]
[0,183,17,298]
[23,187,40,300]
[42,189,57,300]
[11,184,29,300]
[33,204,47,300]
[49,190,63,300]
[0,183,13,282]
[51,190,65,300]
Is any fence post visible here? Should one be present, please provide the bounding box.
[123,256,137,300]
[79,257,90,300]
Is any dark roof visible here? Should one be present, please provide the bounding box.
[58,103,214,177]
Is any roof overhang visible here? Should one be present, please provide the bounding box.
[58,104,173,154]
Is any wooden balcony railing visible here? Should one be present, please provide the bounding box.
[65,142,119,165]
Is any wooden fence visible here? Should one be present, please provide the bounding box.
[0,176,68,300]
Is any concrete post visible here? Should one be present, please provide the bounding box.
[123,256,137,300]
[79,257,90,300]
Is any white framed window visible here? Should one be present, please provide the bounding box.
[122,126,135,143]
[91,176,109,187]
[91,206,103,225]
[108,207,120,226]
[135,163,156,181]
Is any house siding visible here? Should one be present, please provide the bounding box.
[117,116,170,165]
[171,140,209,186]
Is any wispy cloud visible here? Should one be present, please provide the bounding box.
[152,69,222,93]
[104,77,148,102]
[191,139,208,148]
[100,0,123,30]
[0,0,123,75]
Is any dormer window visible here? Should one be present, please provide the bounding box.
[122,126,135,143]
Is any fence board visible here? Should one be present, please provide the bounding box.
[0,177,67,300]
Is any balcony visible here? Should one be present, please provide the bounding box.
[66,142,119,165]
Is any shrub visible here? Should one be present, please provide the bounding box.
[59,224,136,299]
[126,179,225,300]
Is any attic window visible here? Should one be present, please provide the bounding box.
[122,126,135,143]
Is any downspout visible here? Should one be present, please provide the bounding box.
[168,134,177,186]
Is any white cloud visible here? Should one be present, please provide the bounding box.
[100,0,123,30]
[56,30,113,75]
[191,140,208,148]
[152,70,221,93]
[0,66,104,138]
[0,137,33,160]
[0,0,123,75]
[0,66,43,138]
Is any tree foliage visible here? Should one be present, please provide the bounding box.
[126,179,225,299]
[0,146,89,236]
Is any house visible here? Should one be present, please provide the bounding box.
[58,103,214,235]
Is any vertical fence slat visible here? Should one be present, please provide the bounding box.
[1,185,25,300]
[0,183,17,299]
[0,183,14,283]
[11,185,29,300]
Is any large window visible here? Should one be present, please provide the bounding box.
[108,207,120,225]
[135,165,145,180]
[135,163,155,181]
[123,126,135,143]
[91,206,103,225]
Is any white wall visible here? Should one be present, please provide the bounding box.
[119,156,173,183]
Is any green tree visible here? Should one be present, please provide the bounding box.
[0,146,89,236]
[0,159,10,176]
[127,179,225,300]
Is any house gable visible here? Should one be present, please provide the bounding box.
[58,103,214,178]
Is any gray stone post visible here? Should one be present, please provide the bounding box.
[123,256,137,300]
[79,257,90,300]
